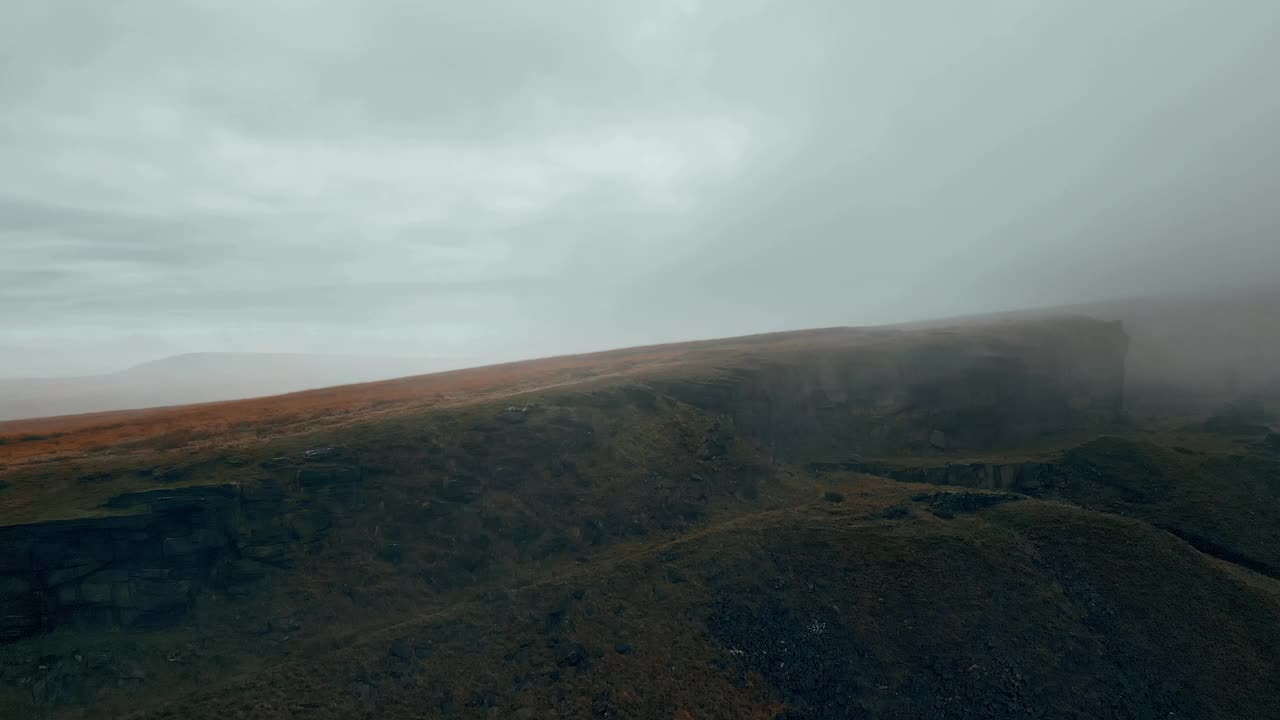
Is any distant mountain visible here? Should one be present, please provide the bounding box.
[0,352,464,421]
[0,337,182,378]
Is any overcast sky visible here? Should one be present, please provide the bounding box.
[3,1,1279,376]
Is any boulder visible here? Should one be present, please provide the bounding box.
[296,466,360,488]
[104,484,239,510]
[238,543,292,568]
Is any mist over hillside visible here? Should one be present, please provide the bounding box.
[908,285,1280,412]
[1076,287,1280,408]
[4,286,1274,423]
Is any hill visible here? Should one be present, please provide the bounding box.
[4,286,1273,425]
[1,316,1277,719]
[0,353,465,422]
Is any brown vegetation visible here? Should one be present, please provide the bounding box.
[0,327,856,471]
[2,316,1275,719]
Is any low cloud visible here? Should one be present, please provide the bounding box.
[2,1,1278,375]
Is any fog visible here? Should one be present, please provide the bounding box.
[3,3,1278,387]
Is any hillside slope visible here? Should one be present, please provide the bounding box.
[0,353,463,422]
[1,316,1277,719]
[127,495,1280,720]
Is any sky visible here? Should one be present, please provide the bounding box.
[2,1,1279,376]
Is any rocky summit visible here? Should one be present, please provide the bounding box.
[1,317,1277,719]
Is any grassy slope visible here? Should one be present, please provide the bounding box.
[3,406,1277,719]
[840,426,1280,583]
[0,326,867,472]
[1,320,1277,719]
[0,326,875,525]
[57,489,1279,720]
[1049,434,1280,577]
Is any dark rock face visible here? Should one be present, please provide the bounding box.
[0,466,362,642]
[912,491,1023,519]
[103,484,241,510]
[661,318,1129,458]
[813,459,1062,494]
[0,495,237,641]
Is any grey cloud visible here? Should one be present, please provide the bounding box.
[607,0,1280,333]
[0,269,76,292]
[1,1,1278,375]
[0,197,114,231]
[0,201,235,267]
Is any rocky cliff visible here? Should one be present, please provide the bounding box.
[659,317,1128,459]
[0,462,362,642]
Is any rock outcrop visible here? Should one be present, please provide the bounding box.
[811,459,1062,494]
[0,490,235,641]
[0,462,363,642]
